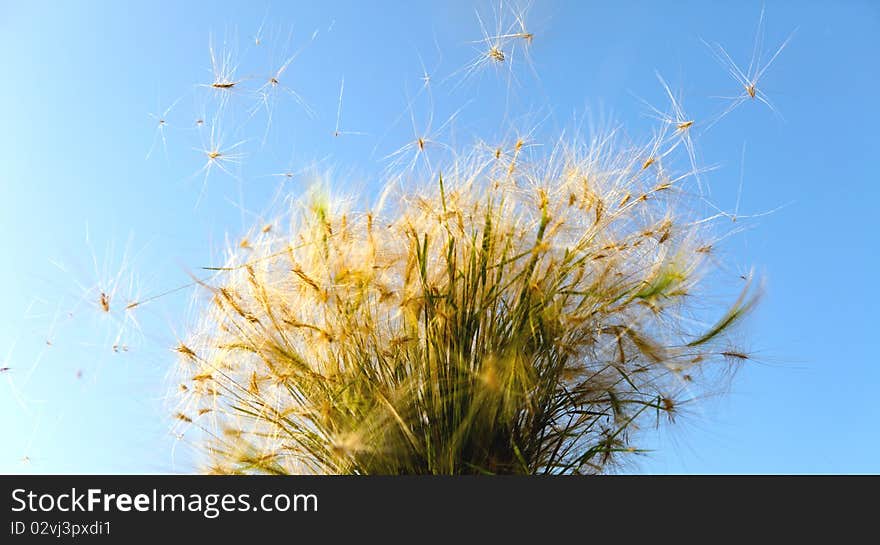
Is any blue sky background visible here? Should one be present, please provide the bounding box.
[0,0,877,474]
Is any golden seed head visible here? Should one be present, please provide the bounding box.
[175,343,198,360]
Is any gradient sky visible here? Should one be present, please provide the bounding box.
[0,0,877,474]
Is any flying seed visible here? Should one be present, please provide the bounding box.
[721,350,750,361]
[702,7,795,123]
[147,95,182,160]
[488,47,505,63]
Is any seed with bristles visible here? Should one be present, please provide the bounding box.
[746,84,756,98]
[292,267,321,292]
[488,47,505,63]
[721,350,750,361]
[249,372,260,395]
[175,343,198,361]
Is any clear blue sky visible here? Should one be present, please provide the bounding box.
[0,0,877,474]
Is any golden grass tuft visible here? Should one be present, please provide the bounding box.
[173,132,758,475]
